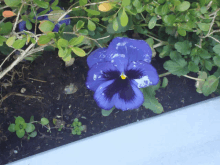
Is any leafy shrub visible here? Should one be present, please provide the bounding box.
[1,0,220,114]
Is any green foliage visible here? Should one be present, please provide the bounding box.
[1,0,220,115]
[71,118,84,135]
[101,107,115,116]
[8,116,38,139]
[141,83,164,114]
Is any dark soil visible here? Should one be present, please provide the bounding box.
[0,51,216,164]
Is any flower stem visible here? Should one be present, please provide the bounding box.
[183,75,205,81]
[159,72,171,77]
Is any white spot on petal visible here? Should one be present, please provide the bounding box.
[93,74,97,81]
[135,76,152,88]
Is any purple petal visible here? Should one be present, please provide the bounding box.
[87,48,108,68]
[106,37,152,63]
[126,61,159,88]
[53,24,60,32]
[86,62,120,92]
[18,21,27,32]
[94,80,116,110]
[114,81,144,111]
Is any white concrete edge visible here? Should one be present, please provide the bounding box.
[7,97,220,165]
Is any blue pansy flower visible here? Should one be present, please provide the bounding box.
[18,7,70,32]
[86,37,159,111]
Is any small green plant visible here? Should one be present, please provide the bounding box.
[8,115,86,139]
[8,116,37,139]
[71,118,84,135]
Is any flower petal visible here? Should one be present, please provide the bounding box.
[114,81,144,111]
[87,48,108,68]
[86,62,120,91]
[97,78,144,111]
[106,37,152,63]
[126,61,159,88]
[18,21,27,32]
[94,80,116,110]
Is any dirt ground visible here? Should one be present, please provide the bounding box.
[0,51,215,164]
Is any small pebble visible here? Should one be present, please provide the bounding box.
[20,88,26,93]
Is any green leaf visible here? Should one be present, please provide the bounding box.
[63,54,71,61]
[29,131,37,138]
[78,29,89,35]
[213,56,220,67]
[133,0,143,13]
[25,123,35,133]
[202,75,219,96]
[39,21,55,33]
[48,10,65,22]
[161,77,168,88]
[0,36,6,46]
[16,129,25,138]
[8,124,16,132]
[197,23,210,31]
[87,20,96,31]
[120,8,128,27]
[196,71,207,93]
[41,117,49,126]
[58,38,68,47]
[69,36,84,46]
[200,6,207,14]
[30,115,34,122]
[113,18,119,31]
[159,45,172,58]
[6,36,16,47]
[122,0,130,6]
[38,35,51,45]
[148,16,157,29]
[213,44,220,56]
[141,87,163,114]
[76,20,85,30]
[4,0,21,7]
[163,15,176,26]
[161,3,169,15]
[145,38,154,48]
[26,20,32,30]
[12,38,27,49]
[174,40,192,55]
[33,0,49,9]
[85,9,100,15]
[177,28,186,36]
[51,0,59,7]
[188,61,199,72]
[71,47,86,57]
[101,107,115,116]
[58,47,66,57]
[204,60,213,71]
[79,0,87,6]
[0,22,13,35]
[199,49,211,59]
[164,58,189,76]
[176,1,190,12]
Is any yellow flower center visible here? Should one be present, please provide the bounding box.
[120,73,127,79]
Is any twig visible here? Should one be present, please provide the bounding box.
[0,92,44,106]
[183,75,205,81]
[12,3,24,32]
[208,36,220,43]
[0,50,16,69]
[28,78,47,83]
[0,42,37,79]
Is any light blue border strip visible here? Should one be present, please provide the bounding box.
[7,97,220,165]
